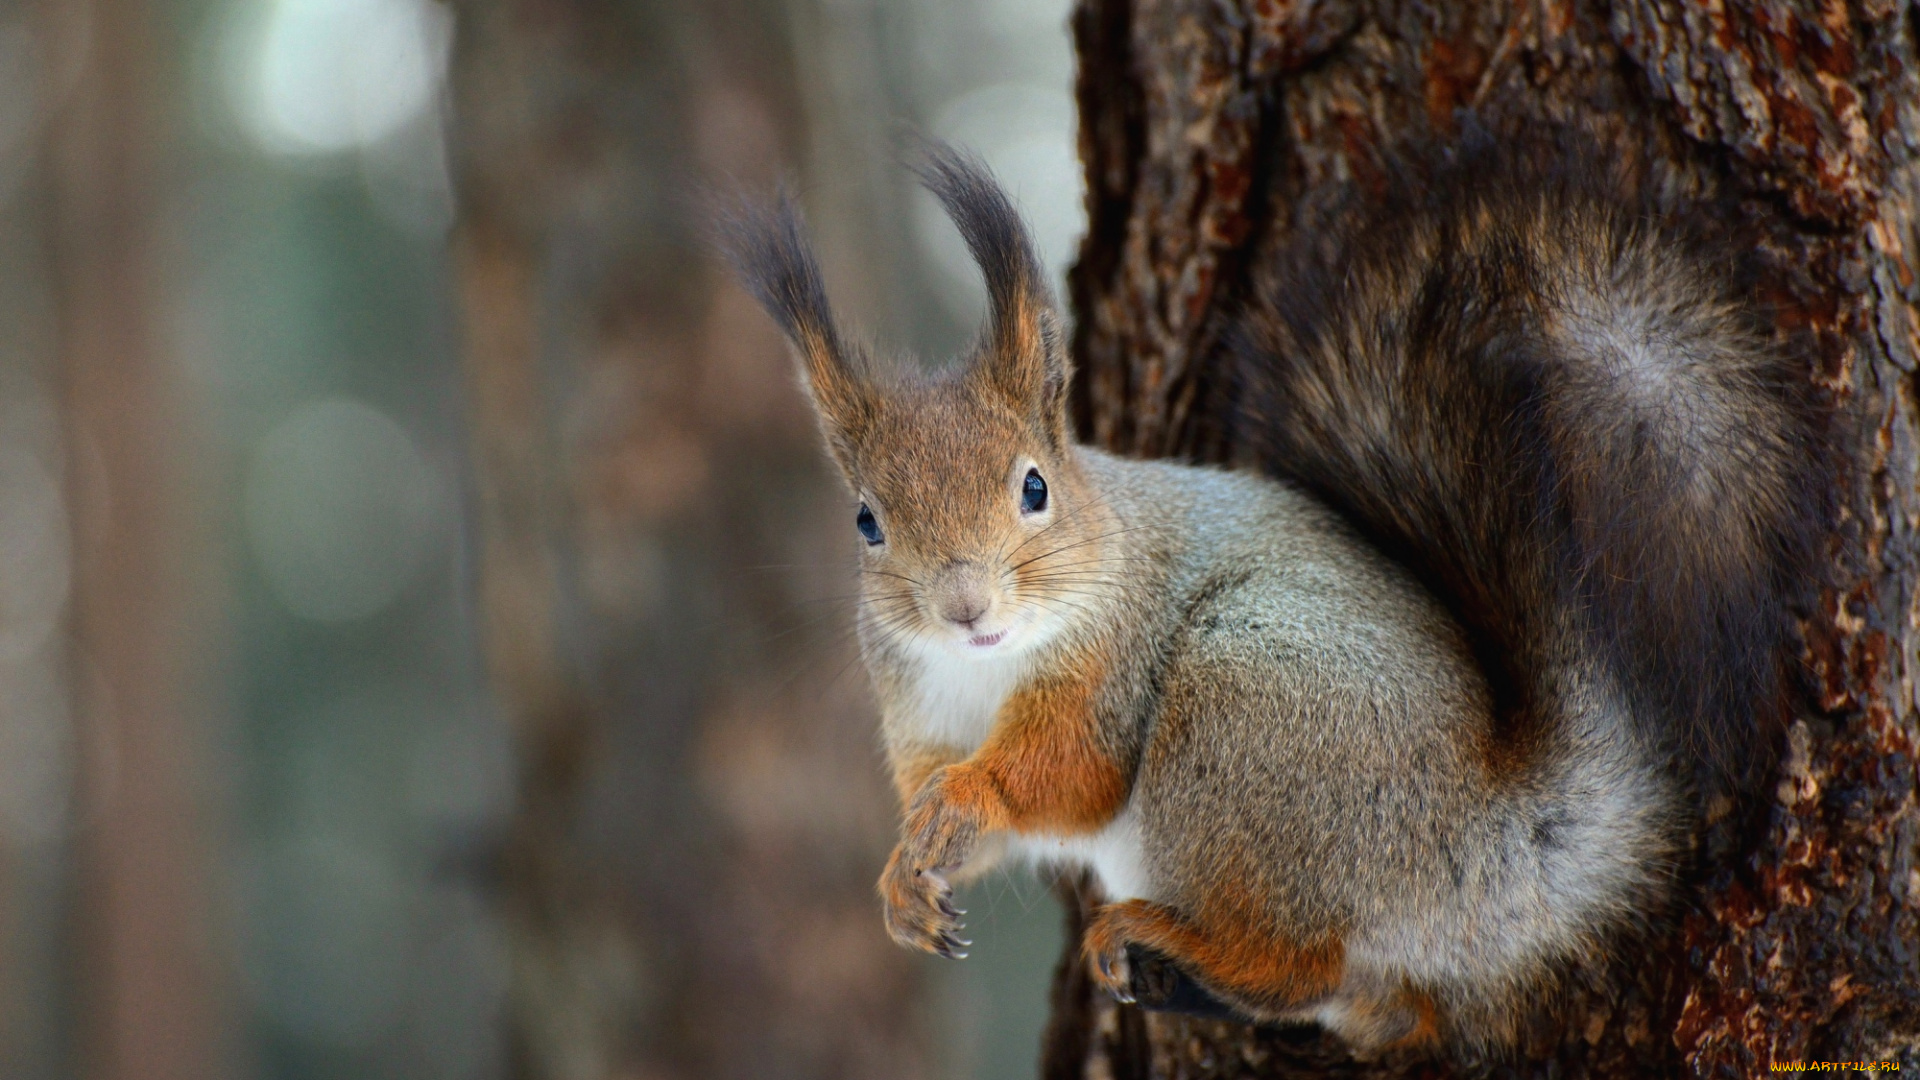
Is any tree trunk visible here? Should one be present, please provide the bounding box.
[45,2,223,1079]
[445,2,934,1077]
[1051,0,1920,1076]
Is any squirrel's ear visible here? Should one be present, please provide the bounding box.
[718,191,871,477]
[913,143,1072,448]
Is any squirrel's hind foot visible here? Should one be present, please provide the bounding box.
[1083,900,1442,1057]
[1121,946,1245,1019]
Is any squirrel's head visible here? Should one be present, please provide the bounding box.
[726,146,1107,659]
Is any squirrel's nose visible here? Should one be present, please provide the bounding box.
[932,563,992,629]
[941,597,987,629]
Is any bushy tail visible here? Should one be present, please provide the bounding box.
[1226,139,1827,790]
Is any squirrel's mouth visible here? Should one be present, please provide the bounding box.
[967,630,1008,648]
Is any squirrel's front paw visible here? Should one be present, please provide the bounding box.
[878,844,970,957]
[879,775,989,957]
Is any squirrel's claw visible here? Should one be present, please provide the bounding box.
[1090,941,1136,1004]
[935,931,971,959]
[880,790,987,959]
[879,844,971,958]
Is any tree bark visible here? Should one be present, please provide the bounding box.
[1052,0,1920,1076]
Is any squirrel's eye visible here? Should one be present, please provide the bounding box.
[856,503,884,546]
[1021,469,1048,515]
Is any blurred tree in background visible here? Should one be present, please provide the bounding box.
[11,0,1086,1078]
[46,1,217,1079]
[446,0,924,1075]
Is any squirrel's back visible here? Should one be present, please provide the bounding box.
[1227,140,1826,796]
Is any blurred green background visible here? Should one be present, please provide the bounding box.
[0,0,1088,1077]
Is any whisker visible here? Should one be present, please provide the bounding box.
[762,586,929,647]
[1009,522,1172,573]
[998,489,1129,563]
[993,480,1140,564]
[998,495,1105,564]
[1017,578,1130,592]
[1018,589,1118,610]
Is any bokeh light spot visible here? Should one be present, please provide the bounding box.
[245,397,449,623]
[240,836,415,1046]
[228,0,451,156]
[0,441,70,662]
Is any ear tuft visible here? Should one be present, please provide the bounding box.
[715,189,869,473]
[716,190,835,347]
[910,143,1049,333]
[911,142,1071,442]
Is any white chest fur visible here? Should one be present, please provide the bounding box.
[1012,810,1151,902]
[895,644,1152,904]
[899,644,1030,753]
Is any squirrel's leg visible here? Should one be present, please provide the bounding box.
[888,748,958,811]
[1082,899,1344,1014]
[888,746,1011,887]
[881,663,1130,955]
[1084,901,1441,1052]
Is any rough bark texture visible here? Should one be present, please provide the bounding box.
[1052,0,1920,1076]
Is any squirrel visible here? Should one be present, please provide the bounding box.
[721,136,1823,1053]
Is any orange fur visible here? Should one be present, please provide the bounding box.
[979,298,1051,406]
[889,748,958,810]
[893,653,1128,875]
[958,659,1128,832]
[1084,899,1345,1012]
[1327,985,1444,1053]
[1377,989,1443,1051]
[791,324,869,471]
